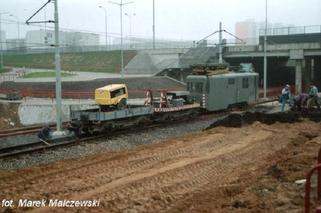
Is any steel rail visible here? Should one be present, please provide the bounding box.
[0,123,69,138]
[0,110,228,159]
[0,99,277,158]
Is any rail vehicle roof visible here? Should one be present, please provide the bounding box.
[96,84,126,92]
[187,72,258,80]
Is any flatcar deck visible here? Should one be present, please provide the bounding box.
[71,106,153,121]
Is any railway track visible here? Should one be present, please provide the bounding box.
[0,120,195,159]
[0,122,70,138]
[0,124,56,138]
[0,126,42,138]
[0,109,232,159]
[0,99,277,159]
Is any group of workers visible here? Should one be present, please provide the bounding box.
[144,89,168,108]
[280,83,320,112]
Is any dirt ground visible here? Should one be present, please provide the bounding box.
[0,102,21,129]
[0,120,321,212]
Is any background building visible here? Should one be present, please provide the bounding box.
[25,30,100,48]
[6,39,26,51]
[235,19,295,45]
[235,19,258,45]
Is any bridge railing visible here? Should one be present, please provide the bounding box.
[259,25,321,36]
[225,42,321,53]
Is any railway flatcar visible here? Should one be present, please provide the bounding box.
[186,64,259,111]
[70,88,200,135]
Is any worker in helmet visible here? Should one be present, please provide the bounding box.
[292,93,309,112]
[144,90,153,106]
[280,84,291,112]
[159,90,168,108]
[307,83,320,110]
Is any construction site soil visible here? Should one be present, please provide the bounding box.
[0,76,185,98]
[0,102,21,129]
[1,115,321,212]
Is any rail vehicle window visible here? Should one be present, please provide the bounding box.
[195,83,203,93]
[187,82,192,91]
[228,78,235,85]
[205,81,210,93]
[242,78,249,88]
[110,88,126,98]
[192,83,196,92]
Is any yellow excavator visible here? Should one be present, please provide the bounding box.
[95,84,128,110]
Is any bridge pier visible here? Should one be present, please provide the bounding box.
[306,57,321,90]
[180,69,184,82]
[295,60,303,94]
[304,58,314,92]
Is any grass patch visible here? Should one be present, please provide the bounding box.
[0,68,11,73]
[4,50,137,73]
[23,71,76,78]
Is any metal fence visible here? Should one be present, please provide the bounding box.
[2,40,196,55]
[259,25,321,36]
[0,69,25,82]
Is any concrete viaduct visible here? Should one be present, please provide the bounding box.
[160,25,321,94]
[225,31,321,94]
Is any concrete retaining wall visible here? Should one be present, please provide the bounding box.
[18,102,95,125]
[17,98,145,126]
[124,48,187,75]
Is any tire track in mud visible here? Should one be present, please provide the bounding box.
[0,133,227,199]
[73,130,274,212]
[2,122,307,213]
[28,129,275,213]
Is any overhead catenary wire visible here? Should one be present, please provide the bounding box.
[25,0,53,24]
[222,30,246,44]
[197,29,246,46]
[1,19,159,41]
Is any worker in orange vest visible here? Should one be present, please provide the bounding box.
[159,90,167,108]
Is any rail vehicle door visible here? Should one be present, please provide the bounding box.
[237,77,250,103]
[248,76,257,102]
[186,77,207,109]
[211,78,230,110]
[226,77,237,106]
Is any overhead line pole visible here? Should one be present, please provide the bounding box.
[152,0,155,49]
[99,6,108,50]
[109,0,134,78]
[125,13,135,39]
[25,0,63,132]
[54,0,62,132]
[219,22,223,64]
[263,0,268,98]
[9,15,20,40]
[0,12,9,70]
[44,0,47,44]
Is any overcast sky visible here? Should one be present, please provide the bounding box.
[1,0,321,42]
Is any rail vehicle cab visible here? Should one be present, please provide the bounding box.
[186,72,259,111]
[186,76,207,109]
[95,84,128,109]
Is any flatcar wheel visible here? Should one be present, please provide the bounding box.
[81,127,92,135]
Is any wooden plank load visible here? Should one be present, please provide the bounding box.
[191,63,229,76]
